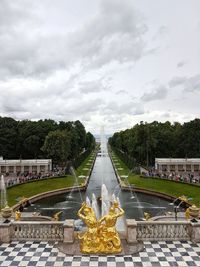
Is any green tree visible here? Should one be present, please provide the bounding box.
[86,132,95,150]
[42,130,71,166]
[0,117,18,159]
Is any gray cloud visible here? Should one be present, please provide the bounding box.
[0,1,200,134]
[2,104,26,113]
[103,101,145,116]
[177,61,186,68]
[169,74,200,92]
[0,0,147,78]
[184,74,200,92]
[141,86,168,102]
[153,25,168,41]
[116,90,128,95]
[79,79,109,94]
[0,1,42,78]
[169,76,187,87]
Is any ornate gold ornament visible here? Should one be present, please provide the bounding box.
[15,210,21,221]
[52,211,63,221]
[144,212,151,221]
[77,201,124,254]
[185,208,190,220]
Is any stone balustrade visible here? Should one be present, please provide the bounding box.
[190,222,200,242]
[0,220,74,243]
[136,221,191,241]
[126,219,198,243]
[12,221,64,241]
[0,219,200,244]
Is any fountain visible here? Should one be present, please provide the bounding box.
[123,177,145,220]
[77,200,124,254]
[69,166,83,202]
[25,128,173,224]
[0,175,12,222]
[101,184,110,216]
[86,196,91,206]
[0,174,7,209]
[91,193,100,219]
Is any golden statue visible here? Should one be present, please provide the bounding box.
[15,210,21,221]
[77,202,99,253]
[98,201,124,253]
[52,211,63,221]
[185,208,190,220]
[144,212,151,221]
[77,201,124,254]
[179,195,188,203]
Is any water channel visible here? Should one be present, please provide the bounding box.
[26,146,173,222]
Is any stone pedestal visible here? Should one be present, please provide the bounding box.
[126,219,137,244]
[189,205,200,218]
[0,222,12,243]
[191,222,200,242]
[63,220,74,243]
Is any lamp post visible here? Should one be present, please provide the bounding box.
[174,201,184,221]
[169,196,192,221]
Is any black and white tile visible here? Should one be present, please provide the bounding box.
[0,241,199,267]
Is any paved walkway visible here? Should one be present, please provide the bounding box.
[0,241,200,267]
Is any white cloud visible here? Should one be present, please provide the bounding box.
[0,0,200,134]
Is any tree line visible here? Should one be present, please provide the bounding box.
[109,119,200,168]
[0,117,95,167]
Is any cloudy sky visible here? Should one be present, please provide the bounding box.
[0,0,200,134]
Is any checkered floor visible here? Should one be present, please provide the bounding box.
[0,241,200,267]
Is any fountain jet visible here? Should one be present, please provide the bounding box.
[0,175,7,210]
[101,184,110,216]
[91,193,100,219]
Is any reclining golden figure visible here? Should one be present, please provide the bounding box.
[77,201,124,254]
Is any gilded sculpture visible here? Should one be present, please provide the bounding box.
[77,201,124,254]
[15,210,21,221]
[52,211,63,221]
[144,212,151,221]
[185,208,190,220]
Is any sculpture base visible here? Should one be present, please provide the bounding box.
[56,240,144,255]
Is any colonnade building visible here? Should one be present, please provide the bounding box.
[155,158,200,174]
[0,157,52,175]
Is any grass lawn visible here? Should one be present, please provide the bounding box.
[128,175,200,206]
[111,151,200,206]
[76,153,95,177]
[7,176,76,207]
[4,150,96,207]
[111,151,130,175]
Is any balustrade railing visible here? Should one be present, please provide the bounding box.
[137,221,191,241]
[12,221,64,241]
[1,219,199,244]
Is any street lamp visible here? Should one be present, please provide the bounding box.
[169,196,192,221]
[174,201,184,221]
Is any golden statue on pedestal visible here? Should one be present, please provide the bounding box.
[77,202,100,253]
[144,212,151,221]
[52,211,63,221]
[15,210,21,221]
[185,207,190,220]
[77,201,124,254]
